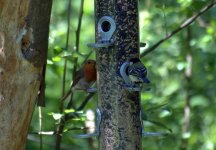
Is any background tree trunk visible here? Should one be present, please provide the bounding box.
[0,0,52,149]
[95,0,142,149]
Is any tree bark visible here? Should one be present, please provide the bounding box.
[0,0,52,149]
[95,0,142,149]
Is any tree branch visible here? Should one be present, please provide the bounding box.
[67,0,85,109]
[60,0,72,112]
[38,107,43,150]
[140,0,216,57]
[55,0,72,149]
[75,0,84,53]
[29,127,90,136]
[76,93,95,111]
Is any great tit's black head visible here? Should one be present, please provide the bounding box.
[129,58,140,63]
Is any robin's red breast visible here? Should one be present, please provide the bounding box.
[72,60,96,91]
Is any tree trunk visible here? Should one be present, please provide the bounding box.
[0,0,52,149]
[95,0,142,149]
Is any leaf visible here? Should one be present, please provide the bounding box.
[182,132,191,139]
[64,109,75,114]
[47,59,54,65]
[155,4,163,9]
[159,109,171,118]
[147,120,173,133]
[48,112,63,120]
[146,103,168,112]
[190,95,208,107]
[72,117,86,121]
[60,51,73,58]
[52,56,62,62]
[53,46,64,55]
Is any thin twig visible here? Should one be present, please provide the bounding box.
[179,26,192,150]
[60,88,73,101]
[67,0,85,109]
[37,65,46,107]
[28,135,72,150]
[66,57,77,109]
[66,127,90,131]
[76,93,95,111]
[82,51,93,65]
[60,0,72,112]
[55,0,72,150]
[30,131,56,136]
[29,127,90,136]
[75,0,84,53]
[162,1,168,36]
[38,107,43,150]
[61,59,67,112]
[56,1,85,149]
[141,0,216,57]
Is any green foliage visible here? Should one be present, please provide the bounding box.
[26,0,216,149]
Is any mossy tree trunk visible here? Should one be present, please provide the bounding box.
[95,0,142,149]
[0,0,52,149]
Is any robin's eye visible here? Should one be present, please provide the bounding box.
[87,61,91,64]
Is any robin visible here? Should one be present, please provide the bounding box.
[61,59,96,101]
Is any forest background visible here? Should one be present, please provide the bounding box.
[26,0,216,150]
